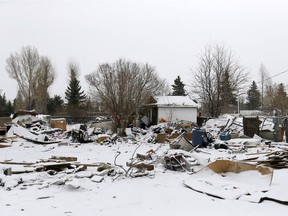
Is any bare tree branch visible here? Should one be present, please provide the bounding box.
[191,43,249,117]
[86,58,168,133]
[6,46,55,111]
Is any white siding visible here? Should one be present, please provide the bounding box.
[158,107,198,123]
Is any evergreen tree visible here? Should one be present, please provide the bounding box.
[0,93,6,116]
[220,70,237,113]
[0,92,14,117]
[171,75,186,96]
[65,61,86,120]
[6,101,14,116]
[65,77,86,106]
[272,83,288,111]
[65,63,86,106]
[47,95,64,115]
[246,81,261,110]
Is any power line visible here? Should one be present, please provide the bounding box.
[265,69,288,82]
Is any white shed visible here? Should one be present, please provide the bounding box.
[143,96,200,125]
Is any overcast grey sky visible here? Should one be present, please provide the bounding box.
[0,0,288,101]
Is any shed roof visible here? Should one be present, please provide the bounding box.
[154,96,199,108]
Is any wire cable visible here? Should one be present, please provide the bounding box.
[265,69,288,82]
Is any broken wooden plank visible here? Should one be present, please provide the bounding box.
[11,170,34,174]
[50,156,78,162]
[131,172,149,178]
[245,151,278,156]
[136,153,152,161]
[0,160,101,168]
[34,162,72,171]
[0,136,7,142]
[74,163,100,167]
[0,161,34,166]
[0,143,12,148]
[126,162,154,171]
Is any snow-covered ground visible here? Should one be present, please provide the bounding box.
[1,136,288,216]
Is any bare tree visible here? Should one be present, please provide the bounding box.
[85,58,168,133]
[265,84,277,112]
[259,65,288,113]
[264,83,288,113]
[6,46,55,112]
[191,43,249,117]
[6,46,40,110]
[35,57,55,113]
[259,64,272,109]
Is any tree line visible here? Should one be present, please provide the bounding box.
[0,92,14,117]
[1,44,288,121]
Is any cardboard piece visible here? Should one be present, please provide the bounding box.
[155,133,167,143]
[184,160,274,200]
[50,118,67,131]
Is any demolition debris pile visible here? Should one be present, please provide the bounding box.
[1,111,288,207]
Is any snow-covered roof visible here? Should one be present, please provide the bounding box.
[154,96,200,108]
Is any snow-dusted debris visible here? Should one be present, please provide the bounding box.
[1,111,288,216]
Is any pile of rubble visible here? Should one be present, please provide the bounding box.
[1,111,288,170]
[1,111,288,203]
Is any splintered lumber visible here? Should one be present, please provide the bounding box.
[256,150,288,169]
[0,160,101,168]
[2,161,74,172]
[35,162,85,173]
[0,143,11,148]
[131,172,149,178]
[0,161,34,166]
[5,136,19,140]
[245,151,278,156]
[73,162,100,167]
[136,153,152,161]
[34,162,72,171]
[11,170,34,174]
[50,156,78,162]
[0,136,7,142]
[1,165,35,175]
[126,162,154,171]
